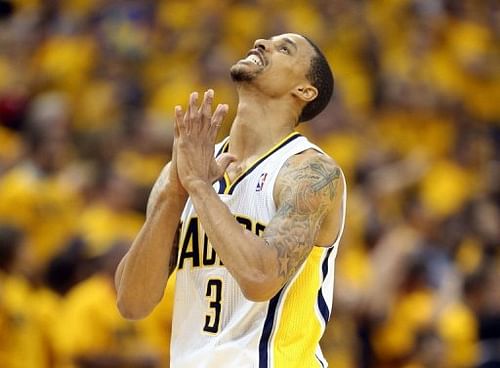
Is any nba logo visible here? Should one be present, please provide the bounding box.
[256,173,268,192]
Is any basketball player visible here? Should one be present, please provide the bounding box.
[115,33,346,367]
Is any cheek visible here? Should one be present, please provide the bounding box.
[274,58,307,83]
[269,70,293,86]
[259,65,299,94]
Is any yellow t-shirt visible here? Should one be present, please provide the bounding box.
[78,203,143,257]
[438,302,479,367]
[0,273,48,368]
[53,273,176,367]
[0,165,82,264]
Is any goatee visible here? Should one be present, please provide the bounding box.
[230,64,255,82]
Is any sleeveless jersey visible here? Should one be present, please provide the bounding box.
[170,132,347,368]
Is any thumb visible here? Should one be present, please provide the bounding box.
[216,153,237,174]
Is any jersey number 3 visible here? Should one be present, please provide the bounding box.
[203,278,222,334]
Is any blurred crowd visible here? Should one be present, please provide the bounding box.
[0,0,498,367]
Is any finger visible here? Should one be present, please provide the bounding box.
[216,153,237,175]
[186,92,199,133]
[209,104,228,141]
[199,89,214,128]
[174,105,183,138]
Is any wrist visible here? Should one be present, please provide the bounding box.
[183,178,213,197]
[159,179,188,203]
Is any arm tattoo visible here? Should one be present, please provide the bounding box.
[263,154,341,282]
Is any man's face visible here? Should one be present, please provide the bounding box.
[230,33,316,98]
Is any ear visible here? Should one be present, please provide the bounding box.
[292,84,318,102]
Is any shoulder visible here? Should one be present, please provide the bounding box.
[280,148,339,174]
[277,148,342,190]
[274,149,343,212]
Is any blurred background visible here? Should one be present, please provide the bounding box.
[0,0,499,367]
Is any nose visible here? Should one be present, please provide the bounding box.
[254,39,269,52]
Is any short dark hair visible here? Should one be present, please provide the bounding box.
[298,37,334,123]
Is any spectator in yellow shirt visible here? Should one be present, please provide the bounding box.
[0,224,48,368]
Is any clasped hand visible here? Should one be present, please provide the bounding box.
[173,90,236,193]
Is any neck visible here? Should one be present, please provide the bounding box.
[228,85,299,161]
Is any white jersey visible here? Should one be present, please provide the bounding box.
[170,132,347,368]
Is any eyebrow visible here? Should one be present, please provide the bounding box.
[272,36,298,51]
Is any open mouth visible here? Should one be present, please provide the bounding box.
[243,49,265,66]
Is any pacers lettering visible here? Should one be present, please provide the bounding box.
[177,216,266,270]
[178,217,201,269]
[202,233,217,266]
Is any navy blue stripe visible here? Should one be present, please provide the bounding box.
[317,290,330,324]
[322,247,334,278]
[227,133,301,195]
[215,140,229,194]
[215,140,229,158]
[215,145,224,157]
[316,353,326,368]
[258,289,283,368]
[316,247,335,324]
[216,178,226,194]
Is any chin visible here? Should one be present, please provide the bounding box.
[230,65,254,82]
[230,60,264,82]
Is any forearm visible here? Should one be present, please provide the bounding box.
[188,182,278,300]
[116,188,186,319]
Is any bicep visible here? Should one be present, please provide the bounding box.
[263,153,342,282]
[262,204,320,282]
